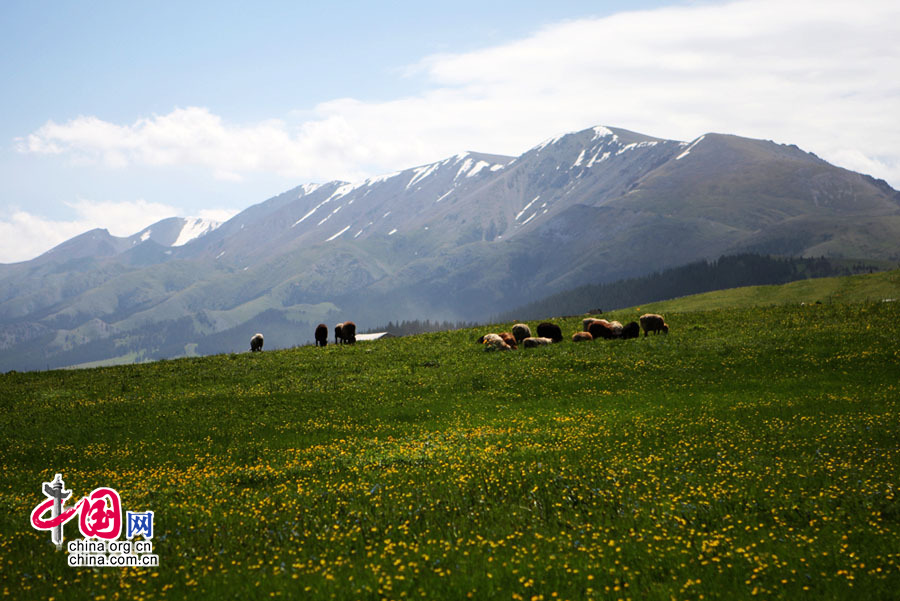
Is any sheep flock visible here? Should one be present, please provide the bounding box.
[480,313,668,351]
[247,313,668,354]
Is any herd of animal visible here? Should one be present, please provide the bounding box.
[249,321,357,352]
[247,314,668,353]
[479,313,669,351]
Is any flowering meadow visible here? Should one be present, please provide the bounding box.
[1,299,898,600]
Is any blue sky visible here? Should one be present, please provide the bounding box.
[2,0,898,262]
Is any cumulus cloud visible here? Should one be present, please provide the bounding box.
[0,199,236,264]
[18,0,900,187]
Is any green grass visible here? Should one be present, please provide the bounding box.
[639,268,900,314]
[1,281,899,599]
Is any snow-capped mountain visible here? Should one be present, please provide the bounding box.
[1,125,898,371]
[25,216,221,267]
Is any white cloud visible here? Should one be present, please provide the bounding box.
[62,198,180,235]
[0,211,97,265]
[0,199,234,264]
[17,0,900,187]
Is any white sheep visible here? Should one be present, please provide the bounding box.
[482,333,512,351]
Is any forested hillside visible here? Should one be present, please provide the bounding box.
[500,254,887,321]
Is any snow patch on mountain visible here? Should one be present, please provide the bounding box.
[587,151,611,168]
[407,162,440,189]
[328,182,361,202]
[172,218,221,246]
[592,126,614,140]
[535,133,566,152]
[516,196,540,221]
[298,183,322,197]
[466,160,492,178]
[455,158,475,180]
[573,149,586,168]
[435,189,454,203]
[326,225,351,242]
[293,204,323,227]
[616,141,658,156]
[677,135,705,160]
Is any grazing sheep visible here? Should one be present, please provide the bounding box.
[640,313,669,336]
[572,331,593,342]
[620,321,640,339]
[536,322,563,343]
[335,323,344,345]
[588,321,616,340]
[522,337,553,348]
[250,333,264,352]
[582,317,603,332]
[341,321,357,344]
[315,323,328,347]
[512,323,532,344]
[482,333,512,351]
[609,321,624,336]
[498,332,518,350]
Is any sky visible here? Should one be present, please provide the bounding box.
[1,0,898,263]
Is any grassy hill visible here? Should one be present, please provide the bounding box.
[500,255,893,322]
[639,268,900,314]
[1,275,898,599]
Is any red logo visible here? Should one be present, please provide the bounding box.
[31,475,122,545]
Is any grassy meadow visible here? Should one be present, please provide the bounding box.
[1,282,899,599]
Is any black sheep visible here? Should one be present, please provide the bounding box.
[620,321,641,339]
[536,322,563,343]
[315,324,328,347]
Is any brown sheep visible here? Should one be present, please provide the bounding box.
[640,313,669,336]
[498,332,518,350]
[341,321,357,344]
[572,331,593,342]
[512,323,532,344]
[522,337,553,348]
[335,322,344,344]
[536,322,563,343]
[250,333,264,352]
[315,323,328,347]
[588,321,616,340]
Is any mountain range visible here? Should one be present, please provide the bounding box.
[2,125,899,370]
